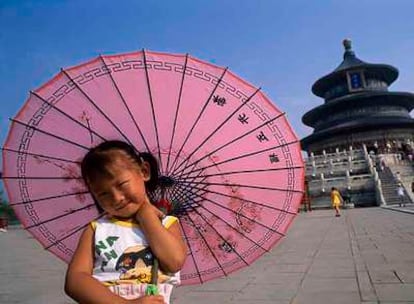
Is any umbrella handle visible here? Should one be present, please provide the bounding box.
[145,284,158,296]
[146,257,159,295]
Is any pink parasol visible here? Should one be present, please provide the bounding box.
[2,50,304,285]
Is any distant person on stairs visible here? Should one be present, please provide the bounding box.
[397,183,405,207]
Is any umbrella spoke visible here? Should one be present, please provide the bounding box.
[166,54,189,173]
[10,118,90,150]
[174,180,209,203]
[30,91,107,144]
[182,208,228,278]
[172,182,208,208]
[1,147,79,164]
[9,190,88,206]
[171,155,207,183]
[44,212,106,250]
[170,87,261,174]
[170,183,208,216]
[186,203,251,266]
[173,181,296,216]
[172,139,300,178]
[142,50,162,169]
[170,112,285,177]
[167,67,228,175]
[188,200,269,254]
[178,179,302,194]
[174,183,287,236]
[178,165,304,180]
[167,180,290,236]
[26,203,95,229]
[171,157,199,182]
[177,214,203,284]
[99,55,151,152]
[61,69,134,147]
[174,164,209,189]
[2,176,80,180]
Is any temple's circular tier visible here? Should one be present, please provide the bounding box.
[302,91,414,127]
[301,40,414,154]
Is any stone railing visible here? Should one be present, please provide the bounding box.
[306,160,368,176]
[363,144,386,206]
[308,173,374,194]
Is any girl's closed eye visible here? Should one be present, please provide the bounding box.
[97,192,110,199]
[118,180,130,188]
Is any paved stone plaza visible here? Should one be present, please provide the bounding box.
[1,207,413,304]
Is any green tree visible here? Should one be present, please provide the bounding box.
[0,191,19,225]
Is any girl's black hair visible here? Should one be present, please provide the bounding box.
[80,140,159,213]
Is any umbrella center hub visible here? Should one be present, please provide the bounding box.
[158,175,175,188]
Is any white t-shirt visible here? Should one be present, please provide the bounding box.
[90,215,180,302]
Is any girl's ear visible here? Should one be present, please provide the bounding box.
[140,161,151,182]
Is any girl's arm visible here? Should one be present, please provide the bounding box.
[136,202,187,273]
[65,224,166,304]
[65,225,127,304]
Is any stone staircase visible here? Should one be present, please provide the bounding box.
[305,147,376,208]
[376,157,414,206]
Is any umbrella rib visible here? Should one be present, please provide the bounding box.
[171,173,208,200]
[174,148,301,183]
[165,53,189,174]
[174,181,297,215]
[173,183,287,235]
[178,180,296,221]
[61,68,134,146]
[177,215,204,284]
[172,181,209,208]
[170,184,192,204]
[172,139,300,178]
[172,152,208,182]
[172,161,208,190]
[171,112,285,176]
[178,179,303,194]
[30,91,107,143]
[171,157,198,182]
[99,55,151,152]
[26,203,95,229]
[2,176,80,180]
[171,87,261,174]
[142,50,163,169]
[44,212,106,250]
[189,198,270,253]
[178,165,304,180]
[186,204,251,267]
[168,67,228,174]
[10,118,90,150]
[170,182,290,236]
[1,147,79,164]
[182,208,229,278]
[173,175,298,214]
[9,190,89,206]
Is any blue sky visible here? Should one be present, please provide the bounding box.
[1,0,414,155]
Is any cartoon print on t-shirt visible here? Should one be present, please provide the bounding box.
[115,245,170,283]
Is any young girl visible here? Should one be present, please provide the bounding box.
[65,140,187,304]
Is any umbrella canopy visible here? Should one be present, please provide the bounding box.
[2,50,304,285]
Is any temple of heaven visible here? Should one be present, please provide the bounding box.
[301,39,414,156]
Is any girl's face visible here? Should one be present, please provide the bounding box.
[88,153,151,218]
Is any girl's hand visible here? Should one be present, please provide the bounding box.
[128,295,165,303]
[134,200,165,222]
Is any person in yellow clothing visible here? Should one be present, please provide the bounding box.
[330,187,344,217]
